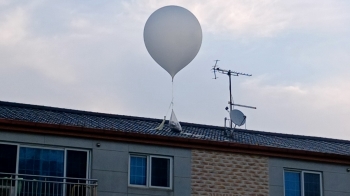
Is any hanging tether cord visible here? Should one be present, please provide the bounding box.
[165,79,174,116]
[154,79,174,131]
[171,79,174,109]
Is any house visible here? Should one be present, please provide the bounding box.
[1,100,350,196]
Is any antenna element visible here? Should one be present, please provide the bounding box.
[212,60,256,128]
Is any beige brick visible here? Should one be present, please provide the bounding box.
[191,149,269,196]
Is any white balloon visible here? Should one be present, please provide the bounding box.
[144,6,202,79]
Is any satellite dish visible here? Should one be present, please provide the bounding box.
[144,5,202,79]
[230,109,246,126]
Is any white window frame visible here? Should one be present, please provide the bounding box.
[128,154,173,190]
[283,169,323,196]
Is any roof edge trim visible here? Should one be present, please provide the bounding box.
[1,119,350,165]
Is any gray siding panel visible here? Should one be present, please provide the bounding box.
[269,185,284,196]
[92,140,129,152]
[127,187,173,196]
[173,177,191,196]
[92,170,128,193]
[323,191,350,196]
[269,166,283,186]
[323,172,350,192]
[1,131,45,144]
[128,144,191,158]
[98,192,127,196]
[92,149,129,172]
[45,135,93,148]
[173,157,191,178]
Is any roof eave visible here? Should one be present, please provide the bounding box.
[1,119,350,165]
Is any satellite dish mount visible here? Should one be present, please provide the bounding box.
[212,60,256,128]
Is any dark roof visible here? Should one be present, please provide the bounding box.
[0,100,350,156]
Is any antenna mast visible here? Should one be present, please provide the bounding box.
[212,60,256,128]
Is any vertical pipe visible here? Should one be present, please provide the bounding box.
[14,174,17,196]
[36,180,38,196]
[22,179,24,196]
[228,71,233,128]
[45,178,47,196]
[78,180,80,196]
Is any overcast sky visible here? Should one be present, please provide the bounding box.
[1,0,350,140]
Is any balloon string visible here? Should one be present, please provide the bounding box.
[171,80,174,109]
[163,80,174,119]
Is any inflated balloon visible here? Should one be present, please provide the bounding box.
[144,6,202,79]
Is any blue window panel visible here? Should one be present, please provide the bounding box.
[19,147,64,177]
[284,171,301,196]
[304,173,321,196]
[19,147,64,196]
[25,147,35,159]
[130,156,147,185]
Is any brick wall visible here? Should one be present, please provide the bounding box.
[191,149,269,196]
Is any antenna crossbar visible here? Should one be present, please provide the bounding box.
[231,103,256,109]
[214,68,252,77]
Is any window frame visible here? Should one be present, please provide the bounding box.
[128,154,173,190]
[284,169,323,196]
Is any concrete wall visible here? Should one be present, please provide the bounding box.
[3,130,350,196]
[0,131,192,196]
[191,149,269,196]
[269,157,350,196]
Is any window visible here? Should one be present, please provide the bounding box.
[0,143,89,179]
[129,156,147,186]
[284,170,322,196]
[0,143,91,196]
[19,147,64,177]
[129,155,173,189]
[66,150,88,179]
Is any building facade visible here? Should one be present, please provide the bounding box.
[1,101,350,196]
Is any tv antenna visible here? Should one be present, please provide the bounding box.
[212,60,256,128]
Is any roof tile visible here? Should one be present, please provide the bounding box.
[1,101,350,156]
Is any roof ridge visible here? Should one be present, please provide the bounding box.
[0,100,163,123]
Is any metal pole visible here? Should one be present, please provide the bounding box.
[228,70,233,128]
